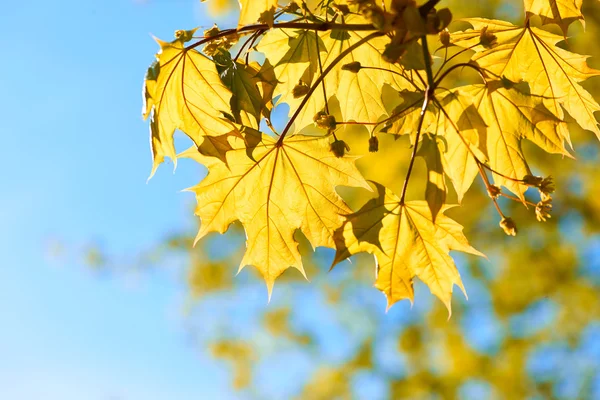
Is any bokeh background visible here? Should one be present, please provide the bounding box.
[1,0,599,399]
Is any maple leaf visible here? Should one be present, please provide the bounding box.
[460,83,572,198]
[214,50,276,130]
[181,129,370,296]
[143,30,237,176]
[382,89,486,203]
[238,0,278,28]
[332,183,484,313]
[524,0,584,35]
[256,16,416,132]
[417,133,447,222]
[453,19,600,140]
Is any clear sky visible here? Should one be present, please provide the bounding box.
[0,1,241,398]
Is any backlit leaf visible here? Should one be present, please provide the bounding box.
[454,20,600,139]
[181,130,370,295]
[523,0,584,35]
[332,183,484,313]
[143,32,237,176]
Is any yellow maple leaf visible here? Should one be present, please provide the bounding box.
[238,0,278,28]
[524,0,584,35]
[143,30,237,176]
[453,19,600,140]
[382,89,486,203]
[256,16,416,132]
[461,83,571,198]
[216,51,276,129]
[181,129,370,296]
[332,183,484,313]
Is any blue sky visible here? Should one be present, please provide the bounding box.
[0,1,240,398]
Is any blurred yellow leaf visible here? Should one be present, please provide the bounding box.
[524,0,584,35]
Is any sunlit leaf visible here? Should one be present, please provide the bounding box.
[332,183,484,312]
[181,129,370,295]
[524,0,584,35]
[143,31,237,175]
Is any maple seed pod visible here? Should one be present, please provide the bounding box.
[369,136,379,152]
[342,61,362,73]
[479,26,497,48]
[292,82,310,98]
[499,217,517,236]
[330,140,350,158]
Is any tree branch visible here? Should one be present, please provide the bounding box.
[185,22,378,52]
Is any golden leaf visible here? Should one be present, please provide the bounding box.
[332,183,484,313]
[524,0,584,35]
[181,129,370,296]
[143,32,237,176]
[454,20,600,139]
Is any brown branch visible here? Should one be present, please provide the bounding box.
[185,21,378,52]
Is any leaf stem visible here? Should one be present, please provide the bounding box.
[477,162,506,218]
[434,62,487,87]
[399,35,436,205]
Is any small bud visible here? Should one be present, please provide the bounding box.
[369,136,379,152]
[539,176,555,197]
[175,29,196,43]
[479,26,497,48]
[499,217,517,236]
[341,61,362,73]
[292,82,310,98]
[523,174,544,187]
[314,112,337,130]
[535,198,552,222]
[487,185,501,199]
[330,139,350,158]
[439,29,451,47]
[204,24,220,38]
